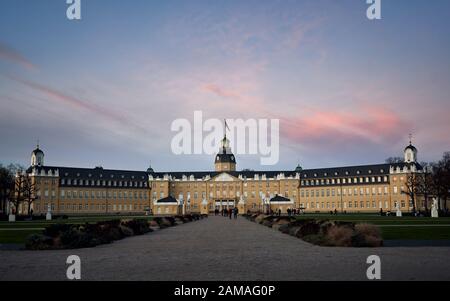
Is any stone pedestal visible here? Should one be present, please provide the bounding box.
[8,214,15,222]
[46,203,52,220]
[396,206,402,217]
[431,208,438,218]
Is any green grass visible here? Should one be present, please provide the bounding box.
[0,229,41,244]
[294,214,450,240]
[381,226,450,240]
[0,215,154,245]
[295,215,450,225]
[0,215,153,229]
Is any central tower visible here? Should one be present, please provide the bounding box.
[214,121,236,172]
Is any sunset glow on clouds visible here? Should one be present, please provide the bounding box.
[0,0,450,171]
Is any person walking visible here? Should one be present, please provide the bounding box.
[234,207,239,219]
[229,208,232,219]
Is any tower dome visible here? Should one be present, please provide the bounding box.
[214,122,236,172]
[31,143,44,167]
[404,136,417,163]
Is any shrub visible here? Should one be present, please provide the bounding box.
[121,219,151,235]
[165,216,176,226]
[278,223,291,234]
[43,223,72,238]
[297,221,320,238]
[119,225,134,237]
[255,214,268,224]
[352,223,383,247]
[355,223,381,238]
[325,225,354,247]
[262,220,273,227]
[288,226,301,237]
[25,234,53,250]
[302,234,326,245]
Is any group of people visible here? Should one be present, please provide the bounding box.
[214,207,239,219]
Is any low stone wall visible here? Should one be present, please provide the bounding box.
[25,214,208,250]
[244,213,383,247]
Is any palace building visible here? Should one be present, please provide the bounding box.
[19,136,425,216]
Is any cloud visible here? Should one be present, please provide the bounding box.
[0,42,37,70]
[201,83,243,99]
[6,75,148,134]
[280,105,411,148]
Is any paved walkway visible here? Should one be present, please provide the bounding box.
[1,216,450,281]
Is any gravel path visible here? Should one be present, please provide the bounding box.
[1,216,449,281]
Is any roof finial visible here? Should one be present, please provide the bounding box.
[37,139,40,149]
[409,133,412,145]
[224,119,228,139]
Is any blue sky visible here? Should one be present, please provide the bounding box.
[1,0,450,171]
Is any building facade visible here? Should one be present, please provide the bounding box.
[19,137,425,216]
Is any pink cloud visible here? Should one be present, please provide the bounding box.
[7,75,148,134]
[201,83,243,99]
[281,106,411,147]
[0,42,37,70]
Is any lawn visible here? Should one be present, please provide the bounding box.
[0,215,154,245]
[295,214,450,225]
[381,226,450,240]
[0,229,42,244]
[293,214,450,241]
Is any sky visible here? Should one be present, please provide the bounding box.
[0,0,450,172]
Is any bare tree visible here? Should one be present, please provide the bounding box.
[9,172,27,216]
[401,172,420,214]
[22,175,37,216]
[416,165,434,213]
[0,165,14,214]
[431,153,450,211]
[385,157,403,164]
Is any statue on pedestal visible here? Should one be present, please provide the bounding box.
[396,203,402,217]
[431,198,439,218]
[8,205,16,222]
[46,203,52,221]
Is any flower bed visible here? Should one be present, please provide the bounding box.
[25,214,207,250]
[244,214,382,247]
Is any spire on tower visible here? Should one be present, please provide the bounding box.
[224,119,230,139]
